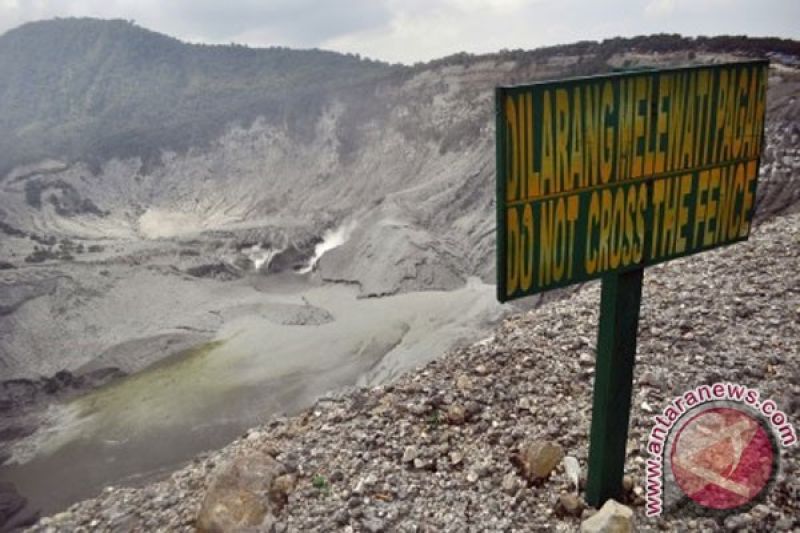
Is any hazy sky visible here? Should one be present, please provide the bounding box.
[1,0,798,64]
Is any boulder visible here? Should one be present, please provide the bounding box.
[196,451,287,533]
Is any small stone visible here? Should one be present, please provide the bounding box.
[447,404,466,424]
[402,446,418,464]
[621,475,634,492]
[269,474,295,509]
[464,401,482,419]
[260,442,280,457]
[517,397,533,412]
[751,504,769,517]
[413,457,432,470]
[501,473,520,495]
[724,514,752,531]
[563,456,581,490]
[353,474,378,494]
[639,371,657,387]
[455,374,472,391]
[407,403,428,416]
[556,493,585,517]
[474,364,488,375]
[334,509,349,526]
[110,512,137,531]
[347,496,361,508]
[517,440,564,481]
[580,499,634,533]
[362,517,385,533]
[449,451,464,466]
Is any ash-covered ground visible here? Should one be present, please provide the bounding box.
[0,226,505,518]
[1,22,800,530]
[24,202,800,533]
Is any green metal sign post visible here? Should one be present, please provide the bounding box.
[495,60,769,506]
[586,268,643,505]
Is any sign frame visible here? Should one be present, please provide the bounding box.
[496,59,769,303]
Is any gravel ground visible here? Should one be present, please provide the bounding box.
[28,211,799,532]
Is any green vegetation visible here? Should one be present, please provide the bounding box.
[421,33,800,72]
[427,409,442,429]
[1,19,795,178]
[312,474,330,496]
[0,18,395,176]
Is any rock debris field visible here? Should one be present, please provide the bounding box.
[28,212,800,532]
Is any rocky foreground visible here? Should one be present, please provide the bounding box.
[26,212,800,532]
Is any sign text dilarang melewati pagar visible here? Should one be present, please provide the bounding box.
[496,61,768,302]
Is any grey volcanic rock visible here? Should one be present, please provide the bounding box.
[0,264,224,379]
[318,214,467,297]
[0,368,124,414]
[0,276,60,317]
[26,211,800,532]
[185,262,241,281]
[219,302,334,326]
[2,24,799,301]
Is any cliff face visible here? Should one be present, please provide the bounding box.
[2,21,799,298]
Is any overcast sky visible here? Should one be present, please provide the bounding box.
[1,0,798,64]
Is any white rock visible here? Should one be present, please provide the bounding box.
[580,499,634,533]
[563,456,581,491]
